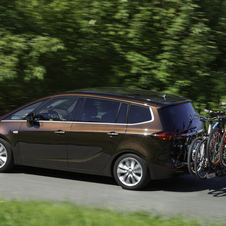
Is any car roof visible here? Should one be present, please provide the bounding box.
[0,87,190,119]
[65,87,190,107]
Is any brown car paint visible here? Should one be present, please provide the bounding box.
[0,88,199,181]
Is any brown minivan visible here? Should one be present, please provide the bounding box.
[0,87,202,190]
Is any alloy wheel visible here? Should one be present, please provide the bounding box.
[0,143,7,168]
[116,157,143,187]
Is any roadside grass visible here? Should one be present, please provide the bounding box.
[0,199,220,226]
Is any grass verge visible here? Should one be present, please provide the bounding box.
[0,199,220,226]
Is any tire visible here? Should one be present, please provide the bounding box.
[187,137,203,176]
[207,128,222,167]
[219,132,226,167]
[194,138,210,180]
[0,139,14,173]
[113,154,150,190]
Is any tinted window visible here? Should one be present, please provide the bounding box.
[116,103,128,123]
[36,98,78,121]
[128,104,152,124]
[158,103,203,132]
[4,100,46,120]
[80,98,120,123]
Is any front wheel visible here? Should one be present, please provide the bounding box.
[0,139,14,173]
[113,154,150,190]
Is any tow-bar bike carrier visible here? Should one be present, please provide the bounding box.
[187,106,226,180]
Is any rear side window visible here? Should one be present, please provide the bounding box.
[128,104,152,124]
[80,98,121,123]
[158,102,203,132]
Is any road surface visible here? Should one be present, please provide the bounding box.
[0,166,226,223]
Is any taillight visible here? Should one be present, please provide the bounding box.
[151,131,179,140]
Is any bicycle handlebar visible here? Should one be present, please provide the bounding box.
[203,109,226,115]
[194,114,226,121]
[220,102,226,106]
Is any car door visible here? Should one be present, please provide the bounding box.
[1,100,48,163]
[18,97,79,168]
[67,98,128,172]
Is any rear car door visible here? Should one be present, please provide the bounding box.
[67,97,128,172]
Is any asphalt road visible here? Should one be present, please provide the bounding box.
[1,166,226,223]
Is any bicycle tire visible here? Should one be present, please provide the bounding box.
[187,137,203,176]
[206,127,222,167]
[219,132,226,167]
[195,138,210,180]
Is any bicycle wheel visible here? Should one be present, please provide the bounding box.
[220,132,226,167]
[195,138,210,180]
[207,127,222,167]
[187,137,203,176]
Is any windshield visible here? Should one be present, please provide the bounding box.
[158,102,203,133]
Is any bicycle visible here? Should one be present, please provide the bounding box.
[195,137,211,180]
[187,110,220,178]
[219,132,226,167]
[195,111,226,180]
[218,102,226,168]
[206,111,226,167]
[187,115,209,176]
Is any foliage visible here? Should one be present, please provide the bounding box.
[1,0,226,113]
[0,199,209,226]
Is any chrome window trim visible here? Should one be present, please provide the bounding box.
[1,120,72,124]
[1,107,154,125]
[127,106,154,125]
[73,107,154,125]
[71,121,128,126]
[1,120,26,122]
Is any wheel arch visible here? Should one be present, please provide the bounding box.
[0,134,13,146]
[0,134,19,163]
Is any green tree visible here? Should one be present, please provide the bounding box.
[1,0,226,113]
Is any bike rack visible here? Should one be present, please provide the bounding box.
[186,107,226,180]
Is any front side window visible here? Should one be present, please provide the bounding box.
[36,97,78,121]
[80,98,121,123]
[128,104,152,124]
[4,100,46,120]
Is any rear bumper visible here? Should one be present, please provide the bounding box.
[148,163,188,180]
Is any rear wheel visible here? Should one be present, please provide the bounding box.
[220,132,226,167]
[207,128,222,167]
[187,137,203,176]
[0,139,14,173]
[195,138,210,180]
[113,154,150,190]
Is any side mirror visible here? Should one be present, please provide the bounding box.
[25,112,34,127]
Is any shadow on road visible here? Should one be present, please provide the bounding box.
[9,165,226,195]
[144,174,226,196]
[10,165,118,186]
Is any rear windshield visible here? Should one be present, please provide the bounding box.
[158,102,202,133]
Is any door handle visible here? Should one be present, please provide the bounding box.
[107,132,118,136]
[54,130,65,134]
